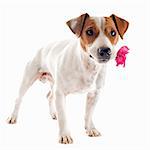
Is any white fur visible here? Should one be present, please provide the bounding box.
[7,17,117,144]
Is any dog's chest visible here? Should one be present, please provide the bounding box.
[82,60,98,87]
[64,59,99,94]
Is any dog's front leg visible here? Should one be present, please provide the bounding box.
[85,66,106,137]
[85,90,101,137]
[55,89,73,144]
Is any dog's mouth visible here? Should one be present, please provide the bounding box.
[89,54,110,63]
[98,59,110,63]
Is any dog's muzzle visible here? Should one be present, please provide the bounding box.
[97,47,111,62]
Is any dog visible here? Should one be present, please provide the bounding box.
[7,13,129,144]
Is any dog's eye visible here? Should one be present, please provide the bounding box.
[110,30,116,37]
[86,29,94,36]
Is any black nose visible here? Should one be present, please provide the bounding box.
[98,47,111,58]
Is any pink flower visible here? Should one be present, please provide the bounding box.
[115,46,129,67]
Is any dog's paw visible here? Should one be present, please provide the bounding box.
[7,116,17,124]
[59,135,73,144]
[51,113,57,120]
[86,128,101,137]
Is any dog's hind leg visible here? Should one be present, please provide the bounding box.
[47,89,57,120]
[7,50,41,124]
[38,71,56,120]
[46,79,57,120]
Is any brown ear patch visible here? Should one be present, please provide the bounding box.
[66,13,89,37]
[104,17,119,45]
[80,18,100,51]
[110,14,129,39]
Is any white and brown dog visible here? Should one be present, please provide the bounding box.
[7,13,129,144]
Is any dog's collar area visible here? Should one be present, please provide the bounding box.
[89,54,94,59]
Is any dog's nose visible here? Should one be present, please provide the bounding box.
[99,47,111,56]
[98,47,111,59]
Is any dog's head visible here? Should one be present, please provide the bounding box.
[66,13,129,63]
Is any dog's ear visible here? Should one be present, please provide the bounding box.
[66,13,89,37]
[110,14,129,39]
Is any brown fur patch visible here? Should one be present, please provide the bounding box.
[80,18,100,51]
[110,14,129,39]
[104,17,119,45]
[66,13,89,37]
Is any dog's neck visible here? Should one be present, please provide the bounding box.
[78,43,101,73]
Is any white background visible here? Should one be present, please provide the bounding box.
[0,0,150,150]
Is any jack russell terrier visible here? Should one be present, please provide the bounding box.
[7,13,129,144]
